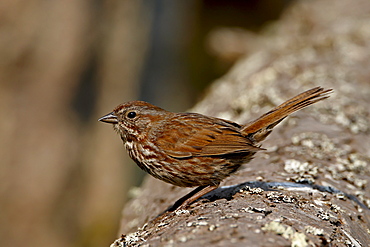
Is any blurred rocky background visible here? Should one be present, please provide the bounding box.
[0,0,290,246]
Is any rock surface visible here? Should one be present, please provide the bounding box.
[112,0,370,246]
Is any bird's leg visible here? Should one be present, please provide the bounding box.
[168,185,219,211]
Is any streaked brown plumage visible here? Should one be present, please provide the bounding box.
[99,87,332,210]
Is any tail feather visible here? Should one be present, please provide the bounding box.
[241,87,332,143]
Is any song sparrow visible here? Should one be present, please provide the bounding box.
[99,87,332,210]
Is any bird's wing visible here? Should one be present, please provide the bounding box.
[154,113,263,159]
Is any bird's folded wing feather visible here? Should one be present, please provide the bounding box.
[155,114,263,158]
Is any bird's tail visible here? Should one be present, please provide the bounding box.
[241,86,332,143]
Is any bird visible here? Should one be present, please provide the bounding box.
[99,86,332,210]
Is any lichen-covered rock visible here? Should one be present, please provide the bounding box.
[114,0,370,246]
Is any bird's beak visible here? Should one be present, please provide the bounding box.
[98,112,118,124]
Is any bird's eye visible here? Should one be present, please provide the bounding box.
[127,111,137,119]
